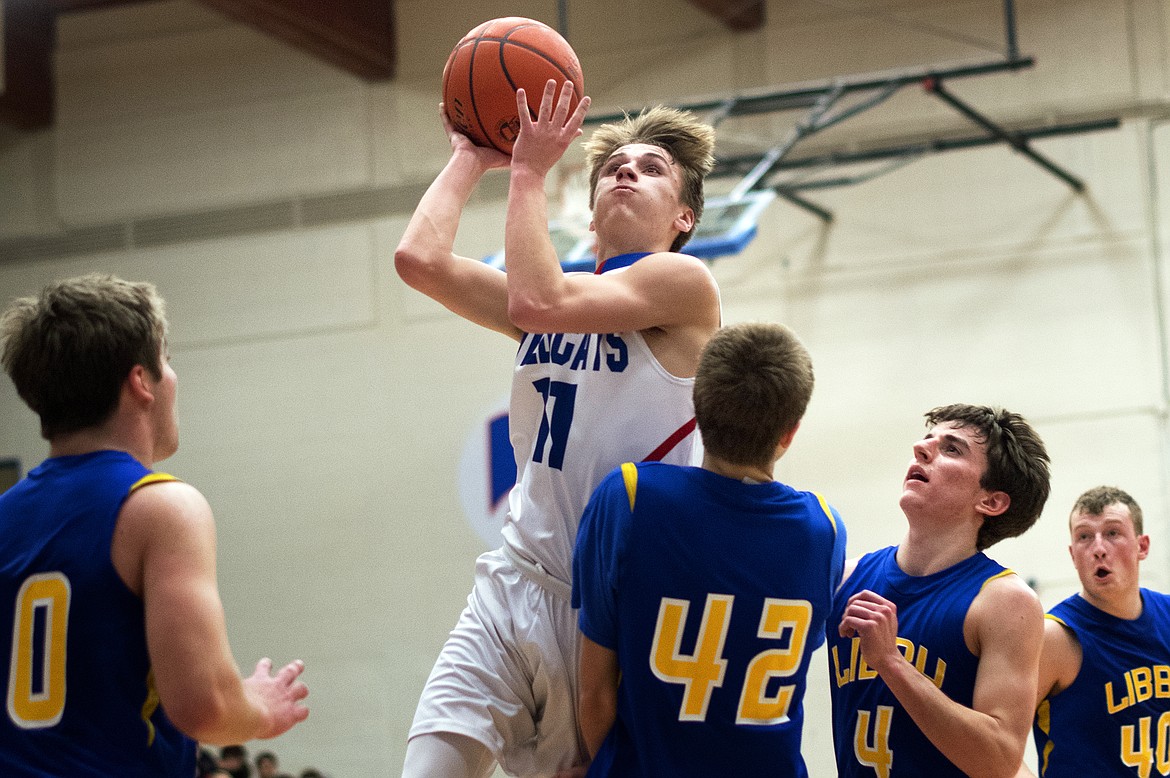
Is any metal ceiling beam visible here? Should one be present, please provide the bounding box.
[196,0,396,81]
[0,0,55,130]
[0,0,398,131]
[684,0,765,31]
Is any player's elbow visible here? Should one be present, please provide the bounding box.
[393,244,433,291]
[967,742,1028,778]
[507,293,558,332]
[394,238,457,296]
[160,678,258,745]
[163,691,234,744]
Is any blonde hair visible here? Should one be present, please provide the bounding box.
[584,106,716,251]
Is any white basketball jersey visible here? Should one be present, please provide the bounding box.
[502,326,697,585]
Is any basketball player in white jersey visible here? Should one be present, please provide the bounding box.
[394,81,720,777]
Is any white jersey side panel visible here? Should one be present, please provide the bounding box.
[501,328,696,584]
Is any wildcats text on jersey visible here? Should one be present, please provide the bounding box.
[518,333,629,373]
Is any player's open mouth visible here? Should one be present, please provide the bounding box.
[1095,566,1110,578]
[906,466,927,483]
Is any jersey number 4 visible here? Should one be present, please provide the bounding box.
[854,705,895,778]
[650,594,812,725]
[6,572,70,729]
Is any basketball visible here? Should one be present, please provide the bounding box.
[442,17,584,155]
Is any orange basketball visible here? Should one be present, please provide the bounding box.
[442,17,584,155]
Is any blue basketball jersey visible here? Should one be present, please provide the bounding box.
[573,462,846,777]
[1032,590,1170,777]
[827,546,1012,776]
[0,450,196,777]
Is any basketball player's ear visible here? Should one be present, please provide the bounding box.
[1138,533,1151,561]
[779,421,800,450]
[124,364,155,405]
[673,207,695,235]
[976,490,1010,518]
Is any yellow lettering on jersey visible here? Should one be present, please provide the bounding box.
[1134,667,1154,705]
[1108,666,1170,714]
[1156,665,1170,699]
[832,644,852,687]
[833,637,944,689]
[859,650,878,681]
[650,594,732,721]
[1109,680,1133,714]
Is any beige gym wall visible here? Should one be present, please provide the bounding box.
[1,0,1168,774]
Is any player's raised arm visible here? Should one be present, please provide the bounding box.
[505,82,719,344]
[394,108,522,340]
[505,80,590,326]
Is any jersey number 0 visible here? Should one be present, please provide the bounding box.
[7,572,70,729]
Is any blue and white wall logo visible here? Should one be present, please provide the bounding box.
[458,397,517,547]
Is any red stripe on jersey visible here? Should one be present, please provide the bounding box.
[642,417,696,462]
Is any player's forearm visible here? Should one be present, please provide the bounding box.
[163,672,268,745]
[578,687,616,759]
[504,166,567,326]
[395,151,490,286]
[879,658,1026,777]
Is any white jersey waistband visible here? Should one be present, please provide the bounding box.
[502,542,572,601]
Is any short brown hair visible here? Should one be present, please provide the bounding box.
[584,106,716,252]
[1,273,167,439]
[693,322,814,468]
[1070,485,1143,535]
[924,404,1051,550]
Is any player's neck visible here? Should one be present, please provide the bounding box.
[1081,586,1144,621]
[896,523,979,577]
[594,229,675,263]
[49,418,153,468]
[702,453,774,484]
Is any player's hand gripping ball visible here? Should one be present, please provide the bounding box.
[442,17,584,154]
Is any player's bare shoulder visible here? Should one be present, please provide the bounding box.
[627,251,720,327]
[113,479,215,594]
[966,571,1044,653]
[623,252,719,377]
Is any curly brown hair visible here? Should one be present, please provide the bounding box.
[924,404,1051,550]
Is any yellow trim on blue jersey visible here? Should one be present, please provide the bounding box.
[129,473,179,493]
[141,669,159,747]
[1036,698,1053,775]
[620,462,638,512]
[978,568,1015,591]
[812,492,837,536]
[131,472,178,748]
[1044,613,1068,627]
